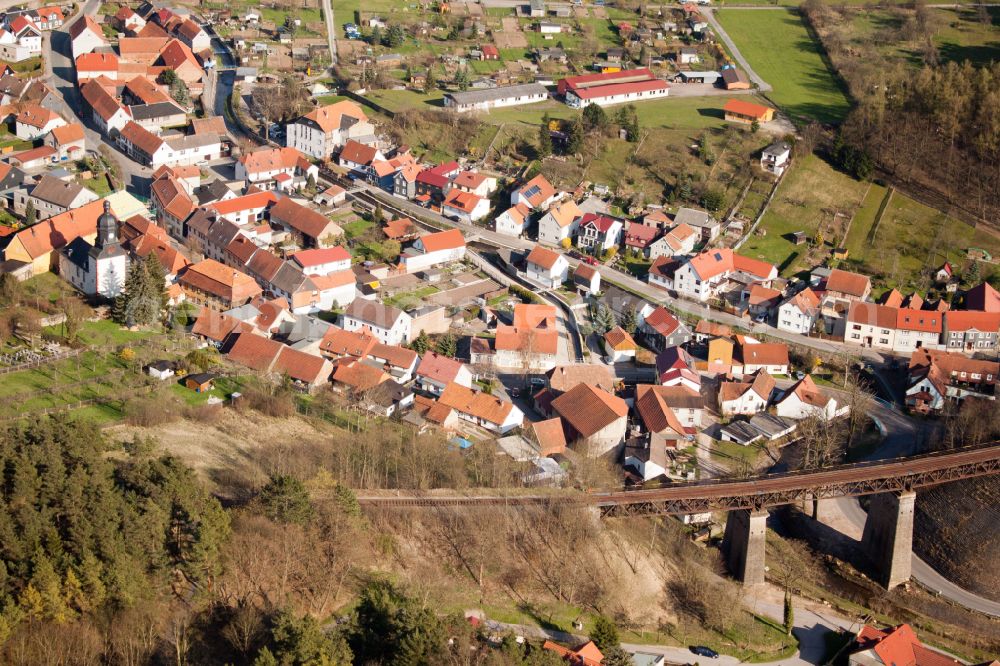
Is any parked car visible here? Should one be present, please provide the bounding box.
[584,256,599,265]
[690,646,719,659]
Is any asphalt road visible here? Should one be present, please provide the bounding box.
[47,0,152,194]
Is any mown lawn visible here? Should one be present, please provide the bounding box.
[716,9,852,125]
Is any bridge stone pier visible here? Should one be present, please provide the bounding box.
[861,491,916,589]
[722,509,768,586]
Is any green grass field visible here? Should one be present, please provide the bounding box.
[716,9,852,125]
[740,154,869,276]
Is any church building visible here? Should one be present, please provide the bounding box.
[59,200,128,298]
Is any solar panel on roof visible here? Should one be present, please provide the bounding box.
[523,185,541,198]
[714,252,722,260]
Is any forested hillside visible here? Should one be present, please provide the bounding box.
[803,0,1000,225]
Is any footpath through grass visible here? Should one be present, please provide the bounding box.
[716,9,852,125]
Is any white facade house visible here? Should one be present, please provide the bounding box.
[400,229,466,274]
[15,107,66,140]
[441,189,490,223]
[439,382,525,434]
[536,199,582,246]
[777,288,820,335]
[0,18,41,62]
[494,204,531,237]
[525,245,569,288]
[443,83,549,113]
[285,100,375,160]
[673,248,776,302]
[69,15,107,59]
[773,375,842,421]
[761,141,791,177]
[577,214,623,252]
[648,223,698,260]
[291,247,352,276]
[342,300,413,345]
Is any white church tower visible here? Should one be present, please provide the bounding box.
[59,201,128,299]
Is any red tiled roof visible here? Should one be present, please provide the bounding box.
[551,383,628,439]
[208,190,278,215]
[269,196,341,241]
[723,98,773,120]
[604,325,636,350]
[442,188,483,214]
[738,342,788,367]
[291,246,350,267]
[418,228,465,252]
[526,244,563,271]
[826,268,870,298]
[416,351,467,384]
[178,259,262,303]
[438,381,517,425]
[301,100,368,133]
[339,139,379,165]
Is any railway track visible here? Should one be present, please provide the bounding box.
[355,442,1000,515]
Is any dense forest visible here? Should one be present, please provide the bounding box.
[803,0,1000,224]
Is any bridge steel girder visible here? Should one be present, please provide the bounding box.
[597,456,1000,518]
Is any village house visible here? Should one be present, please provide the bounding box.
[647,226,694,265]
[44,123,86,161]
[338,140,385,176]
[236,146,318,189]
[655,346,701,391]
[268,196,344,249]
[441,188,489,223]
[574,263,601,296]
[549,383,629,456]
[778,288,821,334]
[537,198,583,246]
[735,340,789,377]
[603,326,637,363]
[16,173,98,219]
[414,161,458,205]
[825,268,872,305]
[894,308,943,353]
[400,228,466,273]
[290,246,351,276]
[647,255,682,291]
[942,310,1000,354]
[906,348,998,413]
[511,174,558,211]
[623,222,660,258]
[494,203,532,237]
[437,381,524,434]
[69,14,107,58]
[415,351,474,396]
[629,387,690,466]
[639,305,692,351]
[761,141,791,177]
[451,171,498,198]
[0,15,41,62]
[206,190,278,227]
[177,258,263,309]
[577,214,623,253]
[493,303,560,370]
[747,284,782,319]
[341,299,412,345]
[525,244,569,288]
[719,369,776,416]
[81,80,131,136]
[286,100,375,160]
[15,104,65,140]
[225,332,332,392]
[845,302,897,352]
[117,121,222,168]
[672,248,777,302]
[673,207,720,242]
[773,374,841,420]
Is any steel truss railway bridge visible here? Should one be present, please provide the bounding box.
[357,444,1000,590]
